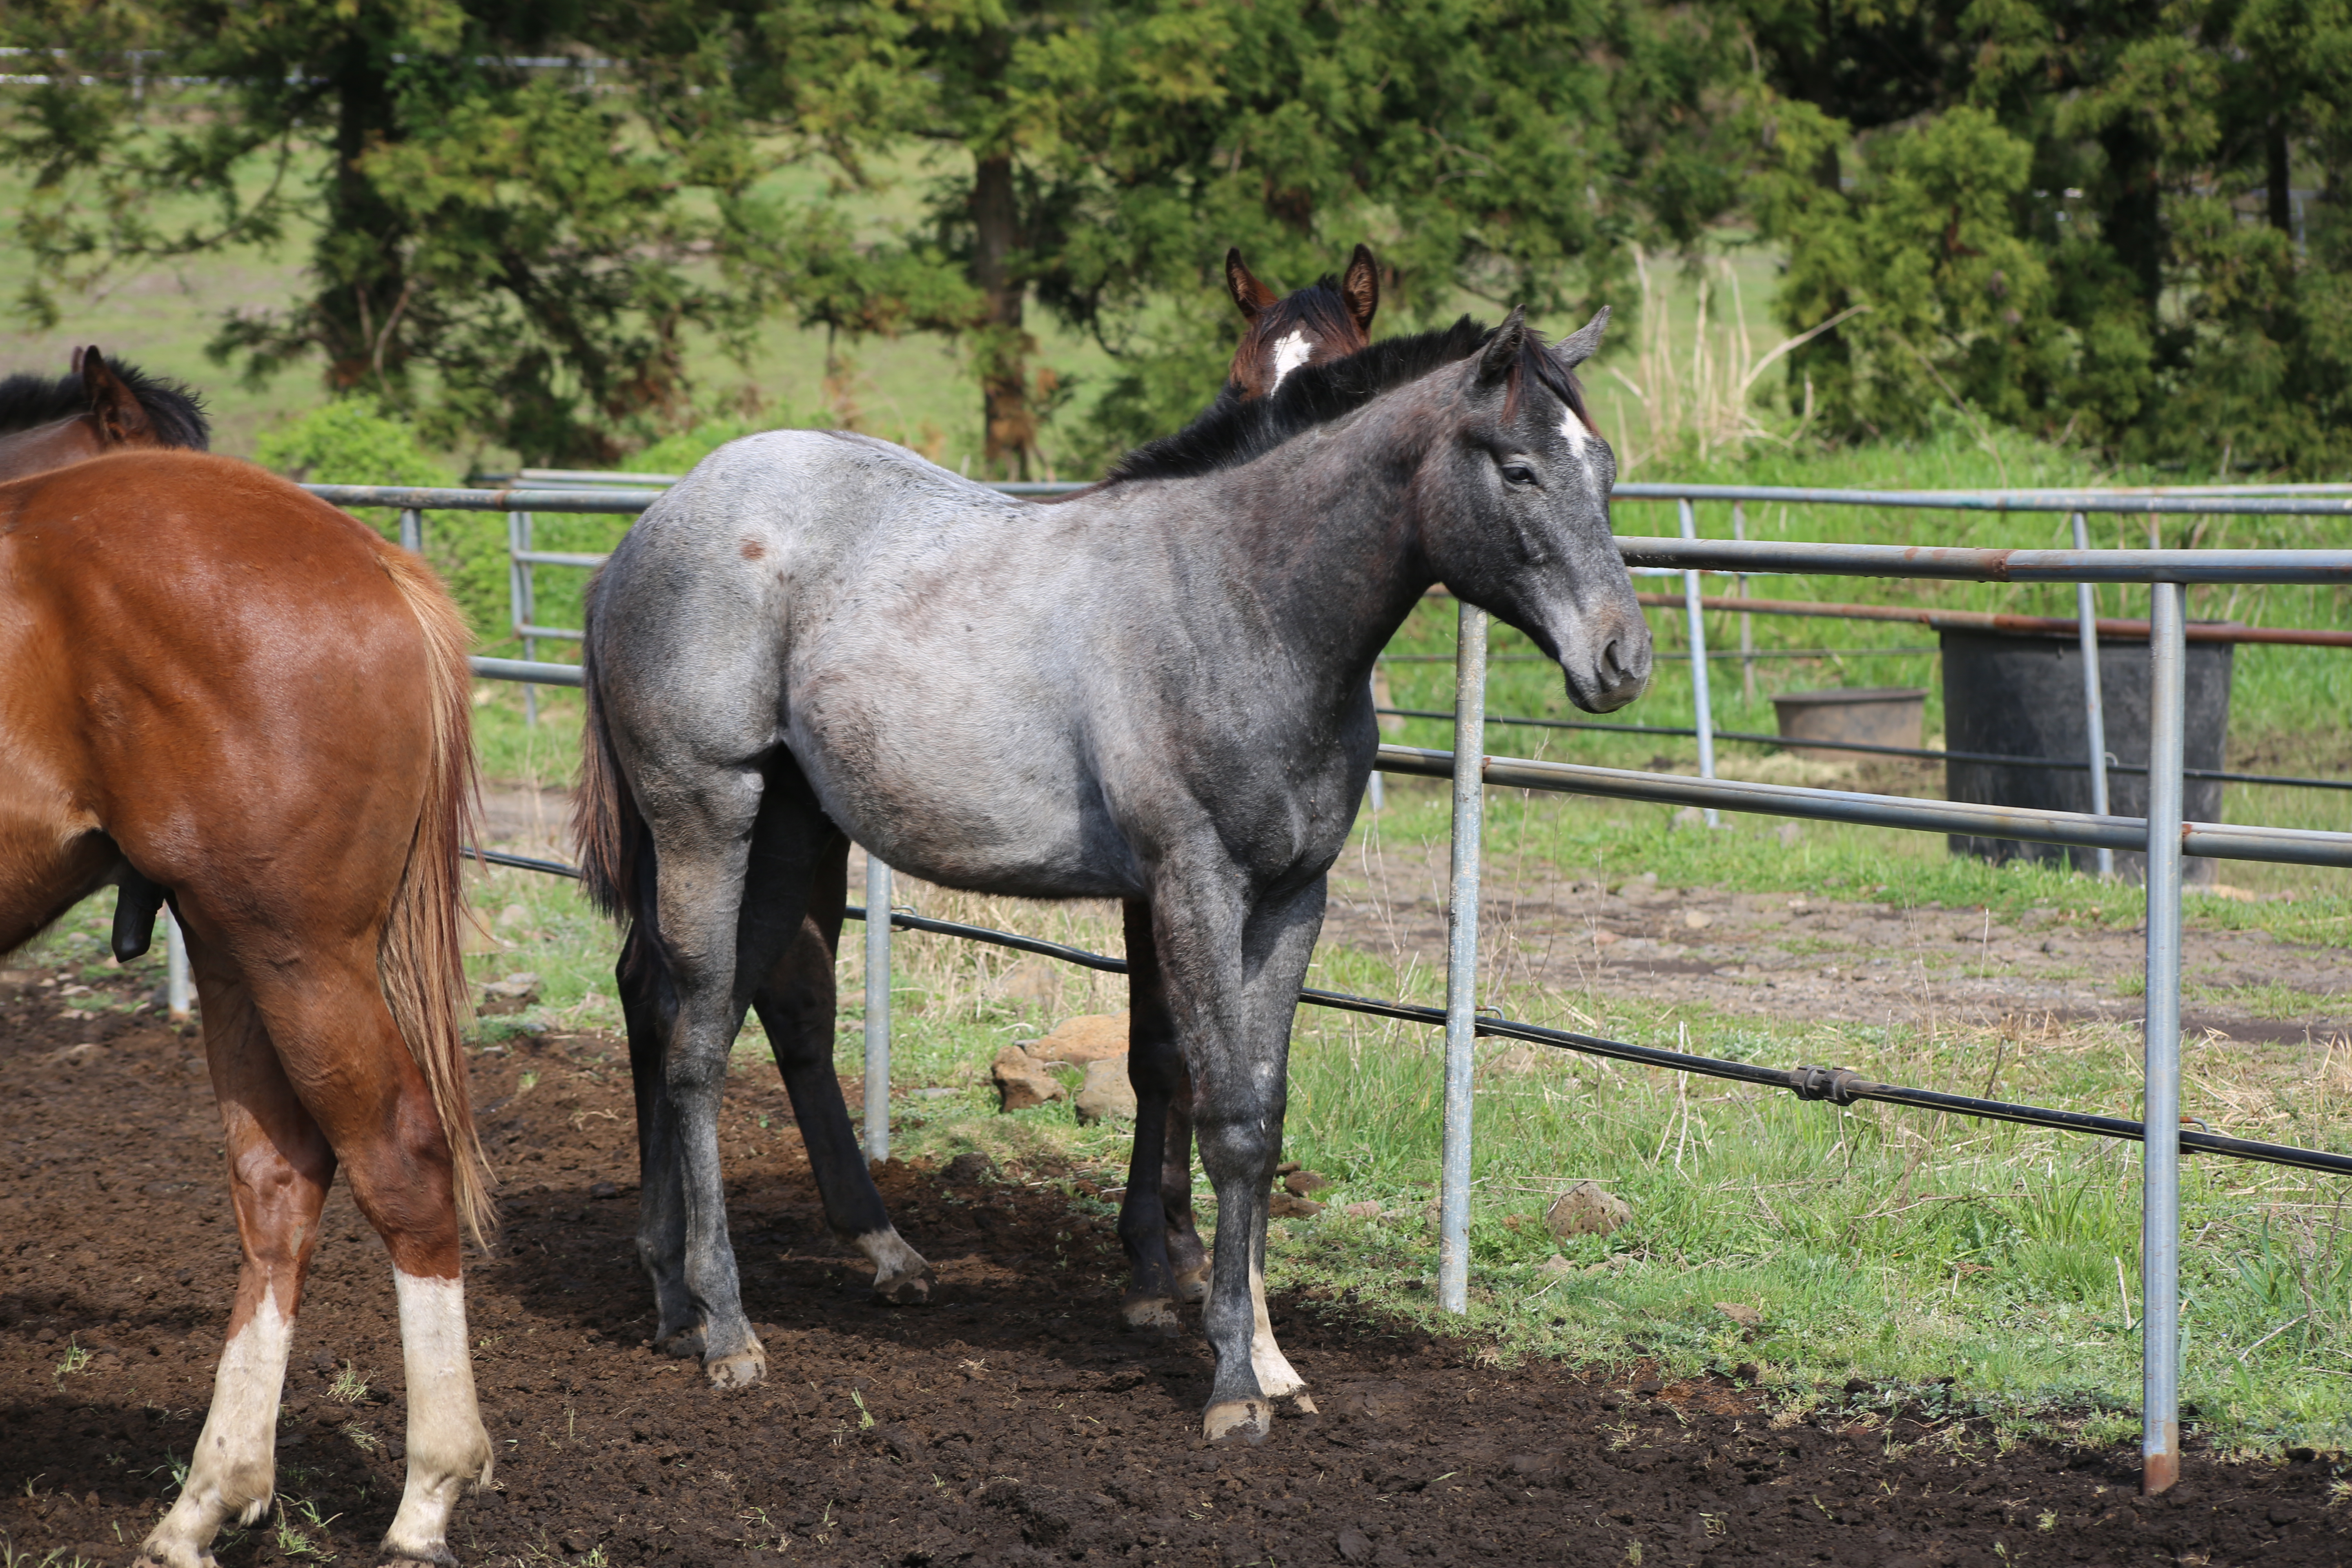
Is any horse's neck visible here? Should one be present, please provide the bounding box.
[1196,401,1439,688]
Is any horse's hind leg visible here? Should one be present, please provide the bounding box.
[618,922,702,1354]
[749,833,931,1303]
[1116,900,1198,1332]
[140,955,332,1568]
[245,949,490,1564]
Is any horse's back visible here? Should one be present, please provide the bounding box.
[0,450,449,904]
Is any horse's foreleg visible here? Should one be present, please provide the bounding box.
[753,837,931,1304]
[618,923,699,1355]
[249,952,489,1567]
[1172,876,1325,1446]
[1163,1077,1208,1303]
[1117,900,1186,1332]
[140,959,333,1568]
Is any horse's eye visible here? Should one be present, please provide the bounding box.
[1501,463,1537,488]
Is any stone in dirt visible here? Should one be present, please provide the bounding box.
[1283,1170,1330,1196]
[1334,1527,1373,1563]
[479,972,541,1016]
[1544,1180,1632,1238]
[1026,1011,1130,1065]
[1715,1302,1763,1337]
[991,1045,1065,1111]
[1342,1200,1383,1221]
[1269,1192,1323,1218]
[941,1150,994,1185]
[1074,1057,1136,1124]
[1537,1254,1577,1277]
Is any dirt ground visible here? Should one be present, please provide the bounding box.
[5,963,2350,1568]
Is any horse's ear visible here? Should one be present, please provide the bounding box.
[1225,248,1280,320]
[81,347,152,446]
[1477,307,1528,385]
[1341,244,1379,337]
[1553,305,1611,371]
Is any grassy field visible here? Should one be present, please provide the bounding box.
[12,123,2352,1457]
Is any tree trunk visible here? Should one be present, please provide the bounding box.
[2268,117,2294,236]
[2100,125,2165,310]
[970,151,1034,480]
[326,34,407,392]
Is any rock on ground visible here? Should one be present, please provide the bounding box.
[1544,1180,1632,1238]
[991,1044,1065,1111]
[1074,1057,1136,1124]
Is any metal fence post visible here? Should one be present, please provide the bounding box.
[1366,674,1385,813]
[1438,601,1488,1314]
[509,508,537,725]
[2141,580,2187,1495]
[1733,502,1756,703]
[2072,513,2116,878]
[398,507,423,555]
[864,852,893,1163]
[164,909,190,1022]
[1677,498,1719,826]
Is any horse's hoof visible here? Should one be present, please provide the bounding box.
[1122,1296,1182,1336]
[705,1346,767,1389]
[655,1325,706,1359]
[1203,1399,1271,1446]
[1278,1391,1319,1418]
[1172,1267,1209,1305]
[871,1269,932,1306]
[376,1544,459,1568]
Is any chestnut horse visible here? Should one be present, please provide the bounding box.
[0,448,492,1568]
[0,345,209,479]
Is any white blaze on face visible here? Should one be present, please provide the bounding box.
[142,1292,294,1566]
[1561,405,1599,484]
[381,1271,492,1564]
[1267,329,1314,392]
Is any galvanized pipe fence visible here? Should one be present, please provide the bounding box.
[323,476,2352,1497]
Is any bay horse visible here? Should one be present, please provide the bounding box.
[0,449,493,1565]
[577,256,1394,1338]
[574,303,1648,1442]
[0,345,209,480]
[1220,243,1380,399]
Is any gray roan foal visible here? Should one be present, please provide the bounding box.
[574,305,1650,1443]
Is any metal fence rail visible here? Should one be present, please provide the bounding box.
[321,475,2352,1497]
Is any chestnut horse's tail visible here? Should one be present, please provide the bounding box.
[374,541,495,1246]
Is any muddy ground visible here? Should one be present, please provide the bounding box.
[4,962,2349,1567]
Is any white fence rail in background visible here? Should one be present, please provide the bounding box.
[314,477,2352,1497]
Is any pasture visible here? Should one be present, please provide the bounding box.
[5,191,2352,1564]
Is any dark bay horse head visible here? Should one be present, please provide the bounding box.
[0,347,210,481]
[1223,244,1379,399]
[1420,306,1648,711]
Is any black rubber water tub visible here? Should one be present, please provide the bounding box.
[1940,627,2233,883]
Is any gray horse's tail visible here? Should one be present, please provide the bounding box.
[572,632,647,930]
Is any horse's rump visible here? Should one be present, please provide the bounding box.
[0,451,491,1237]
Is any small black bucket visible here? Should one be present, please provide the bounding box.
[1940,628,2233,883]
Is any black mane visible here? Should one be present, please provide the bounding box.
[1103,314,1591,486]
[0,359,211,449]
